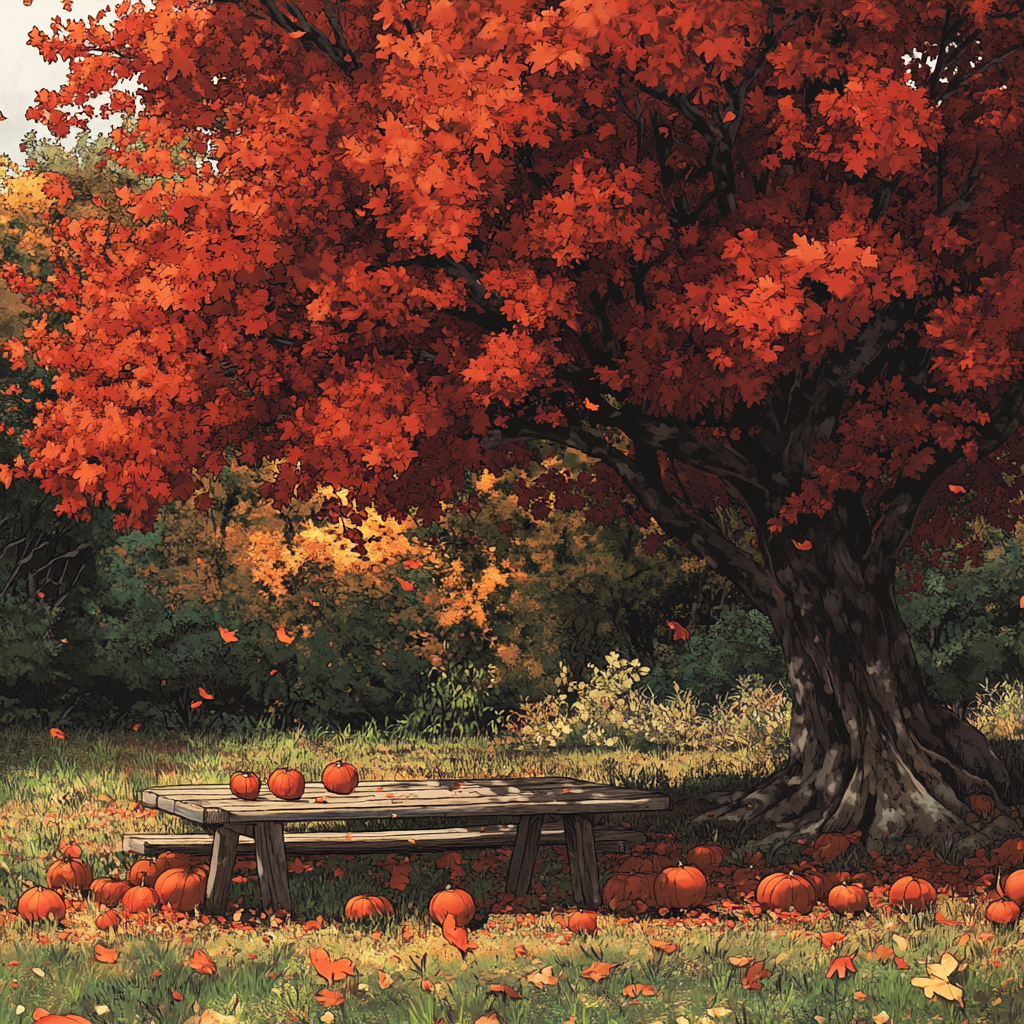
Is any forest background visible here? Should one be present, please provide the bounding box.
[3,124,1024,744]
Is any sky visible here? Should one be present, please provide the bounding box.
[0,0,153,167]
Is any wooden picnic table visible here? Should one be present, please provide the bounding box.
[137,775,670,914]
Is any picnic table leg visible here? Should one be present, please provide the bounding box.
[562,814,600,909]
[253,821,292,915]
[204,826,245,916]
[505,815,544,896]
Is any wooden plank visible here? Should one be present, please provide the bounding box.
[139,780,671,826]
[563,815,600,909]
[253,821,290,915]
[121,824,649,857]
[505,815,543,897]
[204,826,244,917]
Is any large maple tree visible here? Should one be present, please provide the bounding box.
[4,0,1024,849]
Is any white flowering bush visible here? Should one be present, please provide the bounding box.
[506,651,792,754]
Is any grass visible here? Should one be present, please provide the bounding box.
[2,676,1024,1024]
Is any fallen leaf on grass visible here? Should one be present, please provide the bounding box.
[314,989,345,1006]
[486,984,521,999]
[525,965,560,987]
[94,943,119,963]
[310,947,355,983]
[910,951,965,1008]
[581,961,618,981]
[441,912,478,956]
[649,938,677,953]
[377,970,392,989]
[187,950,216,975]
[826,954,857,979]
[622,983,657,997]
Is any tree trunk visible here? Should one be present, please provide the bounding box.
[688,521,1021,853]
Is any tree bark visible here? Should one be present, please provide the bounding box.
[687,511,1018,852]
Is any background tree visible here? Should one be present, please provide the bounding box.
[5,0,1024,851]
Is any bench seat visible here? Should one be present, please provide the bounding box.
[122,823,647,857]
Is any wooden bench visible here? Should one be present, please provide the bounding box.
[122,821,648,857]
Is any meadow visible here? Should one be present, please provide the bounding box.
[3,672,1024,1024]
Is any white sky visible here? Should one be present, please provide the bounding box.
[0,0,153,166]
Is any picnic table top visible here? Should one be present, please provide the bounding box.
[140,775,672,827]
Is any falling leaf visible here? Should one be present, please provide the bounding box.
[218,626,238,643]
[190,700,203,709]
[397,577,414,591]
[310,947,356,983]
[948,484,966,493]
[198,687,214,700]
[187,950,216,975]
[826,953,857,979]
[132,724,141,731]
[792,539,812,550]
[666,620,690,641]
[94,943,119,963]
[49,728,65,740]
[275,626,295,644]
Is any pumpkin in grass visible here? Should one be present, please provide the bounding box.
[888,875,936,912]
[154,851,190,875]
[89,877,130,907]
[428,885,475,927]
[32,1016,95,1024]
[653,863,707,909]
[154,866,207,913]
[46,841,94,892]
[127,859,161,886]
[95,909,120,929]
[986,897,1021,924]
[602,871,657,908]
[827,883,870,914]
[268,767,306,800]
[756,871,816,914]
[686,845,731,871]
[120,884,160,913]
[345,894,394,920]
[322,760,360,795]
[996,868,1024,905]
[18,885,67,923]
[567,909,598,933]
[230,771,261,800]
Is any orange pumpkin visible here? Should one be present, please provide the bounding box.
[345,894,394,920]
[997,868,1024,905]
[154,851,191,875]
[968,793,996,815]
[47,853,94,892]
[686,844,731,871]
[322,760,360,795]
[653,863,707,909]
[888,875,936,912]
[58,841,82,858]
[428,885,475,927]
[154,866,207,913]
[95,909,120,929]
[827,883,869,914]
[617,853,675,874]
[89,877,130,907]
[268,767,306,800]
[120,884,160,913]
[230,772,261,800]
[18,885,67,923]
[986,898,1021,924]
[602,871,657,908]
[567,909,598,933]
[127,859,161,886]
[756,871,816,914]
[32,1016,94,1024]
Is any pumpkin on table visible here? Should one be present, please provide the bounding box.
[230,772,261,800]
[428,885,475,927]
[18,885,67,923]
[268,767,306,800]
[322,760,360,795]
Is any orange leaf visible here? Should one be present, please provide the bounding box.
[190,700,202,709]
[218,626,238,643]
[820,931,846,949]
[441,912,477,956]
[94,943,119,963]
[171,991,183,1000]
[581,961,618,981]
[826,953,857,978]
[310,947,355,982]
[378,970,393,988]
[666,620,690,641]
[792,539,812,550]
[275,625,295,644]
[49,728,65,740]
[397,577,414,591]
[622,982,657,997]
[402,558,423,569]
[198,687,214,700]
[487,983,522,999]
[948,484,966,493]
[741,960,770,990]
[314,989,345,1006]
[650,938,678,953]
[187,950,216,975]
[525,965,560,987]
